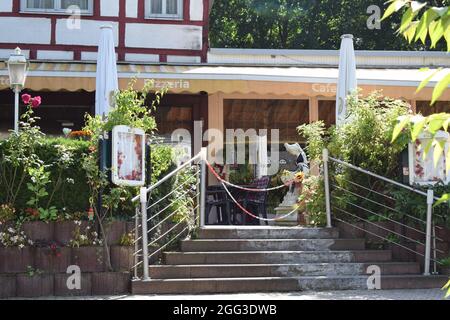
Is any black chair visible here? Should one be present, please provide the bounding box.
[205,185,232,225]
[234,176,271,226]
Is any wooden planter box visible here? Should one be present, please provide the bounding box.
[91,272,130,295]
[54,221,89,245]
[387,242,417,262]
[16,274,54,298]
[0,274,16,298]
[110,246,134,272]
[439,266,450,276]
[0,247,34,273]
[365,221,402,242]
[105,221,127,245]
[54,273,92,296]
[23,221,54,243]
[34,247,71,273]
[71,246,105,272]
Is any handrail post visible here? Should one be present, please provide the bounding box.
[424,189,434,276]
[140,187,150,281]
[199,147,207,227]
[323,149,332,228]
[133,207,139,280]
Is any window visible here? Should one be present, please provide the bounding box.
[146,0,183,19]
[21,0,93,14]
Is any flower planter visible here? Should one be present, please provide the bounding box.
[34,247,72,273]
[16,274,54,298]
[91,272,130,295]
[71,246,105,272]
[0,247,34,273]
[54,221,89,245]
[54,273,92,296]
[110,246,134,271]
[335,221,365,239]
[105,221,127,245]
[23,221,54,242]
[0,275,16,298]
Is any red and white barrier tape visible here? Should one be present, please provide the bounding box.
[219,180,299,222]
[206,161,292,192]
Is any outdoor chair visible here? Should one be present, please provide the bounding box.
[205,185,232,225]
[234,176,271,226]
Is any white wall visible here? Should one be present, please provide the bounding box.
[125,53,160,63]
[100,0,120,17]
[167,55,201,63]
[0,49,30,60]
[55,20,119,46]
[126,24,202,50]
[126,0,139,18]
[0,0,13,12]
[190,0,204,21]
[0,17,51,44]
[37,50,74,60]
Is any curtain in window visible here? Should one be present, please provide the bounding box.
[166,0,178,14]
[27,0,54,9]
[61,0,89,10]
[151,0,162,14]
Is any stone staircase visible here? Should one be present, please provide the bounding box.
[131,226,448,294]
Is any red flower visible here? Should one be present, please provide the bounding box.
[50,244,57,250]
[31,96,42,108]
[22,94,32,105]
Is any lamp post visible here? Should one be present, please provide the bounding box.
[7,47,28,133]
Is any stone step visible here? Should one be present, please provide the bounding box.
[181,239,365,252]
[149,262,421,279]
[198,227,340,240]
[132,275,448,294]
[163,250,393,265]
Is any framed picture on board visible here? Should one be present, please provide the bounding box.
[408,130,450,186]
[111,125,146,187]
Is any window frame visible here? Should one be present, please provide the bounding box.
[145,0,184,20]
[20,0,94,15]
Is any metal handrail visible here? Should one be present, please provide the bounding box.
[322,148,440,276]
[133,148,207,280]
[131,152,203,203]
[329,156,441,201]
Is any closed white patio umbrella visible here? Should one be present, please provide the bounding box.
[336,34,357,125]
[95,25,118,117]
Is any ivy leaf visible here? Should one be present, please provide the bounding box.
[431,73,450,105]
[392,116,411,142]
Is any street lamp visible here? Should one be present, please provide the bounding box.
[7,47,28,133]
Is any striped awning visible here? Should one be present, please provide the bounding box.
[0,61,447,100]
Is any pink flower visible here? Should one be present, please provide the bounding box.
[22,94,32,105]
[31,96,41,108]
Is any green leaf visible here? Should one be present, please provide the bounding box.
[382,0,409,21]
[434,193,450,207]
[404,21,419,42]
[416,68,442,93]
[400,7,414,32]
[433,139,445,167]
[392,116,411,142]
[410,1,427,13]
[411,117,426,141]
[415,9,439,43]
[431,72,450,105]
[429,19,445,48]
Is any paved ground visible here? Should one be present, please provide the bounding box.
[15,289,449,300]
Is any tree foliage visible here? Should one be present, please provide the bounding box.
[209,0,447,50]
